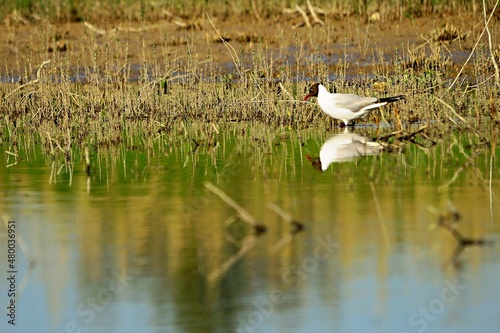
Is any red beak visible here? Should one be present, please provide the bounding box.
[304,94,311,101]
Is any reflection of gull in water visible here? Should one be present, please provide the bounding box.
[307,131,383,171]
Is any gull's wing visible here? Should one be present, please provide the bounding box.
[331,94,379,113]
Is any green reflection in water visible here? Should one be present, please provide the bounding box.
[0,124,499,333]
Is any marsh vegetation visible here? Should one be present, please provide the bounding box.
[1,2,499,155]
[1,1,499,333]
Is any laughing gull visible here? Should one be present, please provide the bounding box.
[304,83,404,126]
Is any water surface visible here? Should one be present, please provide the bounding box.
[1,125,499,333]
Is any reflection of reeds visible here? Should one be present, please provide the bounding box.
[46,130,74,185]
[438,147,482,191]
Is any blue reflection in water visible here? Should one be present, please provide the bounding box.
[0,130,499,333]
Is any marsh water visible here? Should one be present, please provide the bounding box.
[1,125,499,333]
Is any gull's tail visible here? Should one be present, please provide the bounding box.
[378,95,405,104]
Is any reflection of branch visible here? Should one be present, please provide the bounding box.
[267,203,305,253]
[435,202,492,268]
[437,202,489,246]
[447,244,466,270]
[440,220,488,246]
[208,235,257,282]
[267,202,304,234]
[205,182,267,234]
[272,234,294,253]
[444,233,489,270]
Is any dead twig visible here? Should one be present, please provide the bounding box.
[447,0,499,92]
[117,23,171,32]
[206,13,243,77]
[434,97,467,123]
[83,21,109,36]
[162,9,190,28]
[307,0,324,26]
[5,60,51,99]
[377,129,404,142]
[377,125,433,145]
[250,0,263,21]
[295,5,311,28]
[483,0,500,87]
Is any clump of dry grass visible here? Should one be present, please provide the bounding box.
[428,23,468,43]
[402,43,453,73]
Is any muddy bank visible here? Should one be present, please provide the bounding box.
[0,12,491,81]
